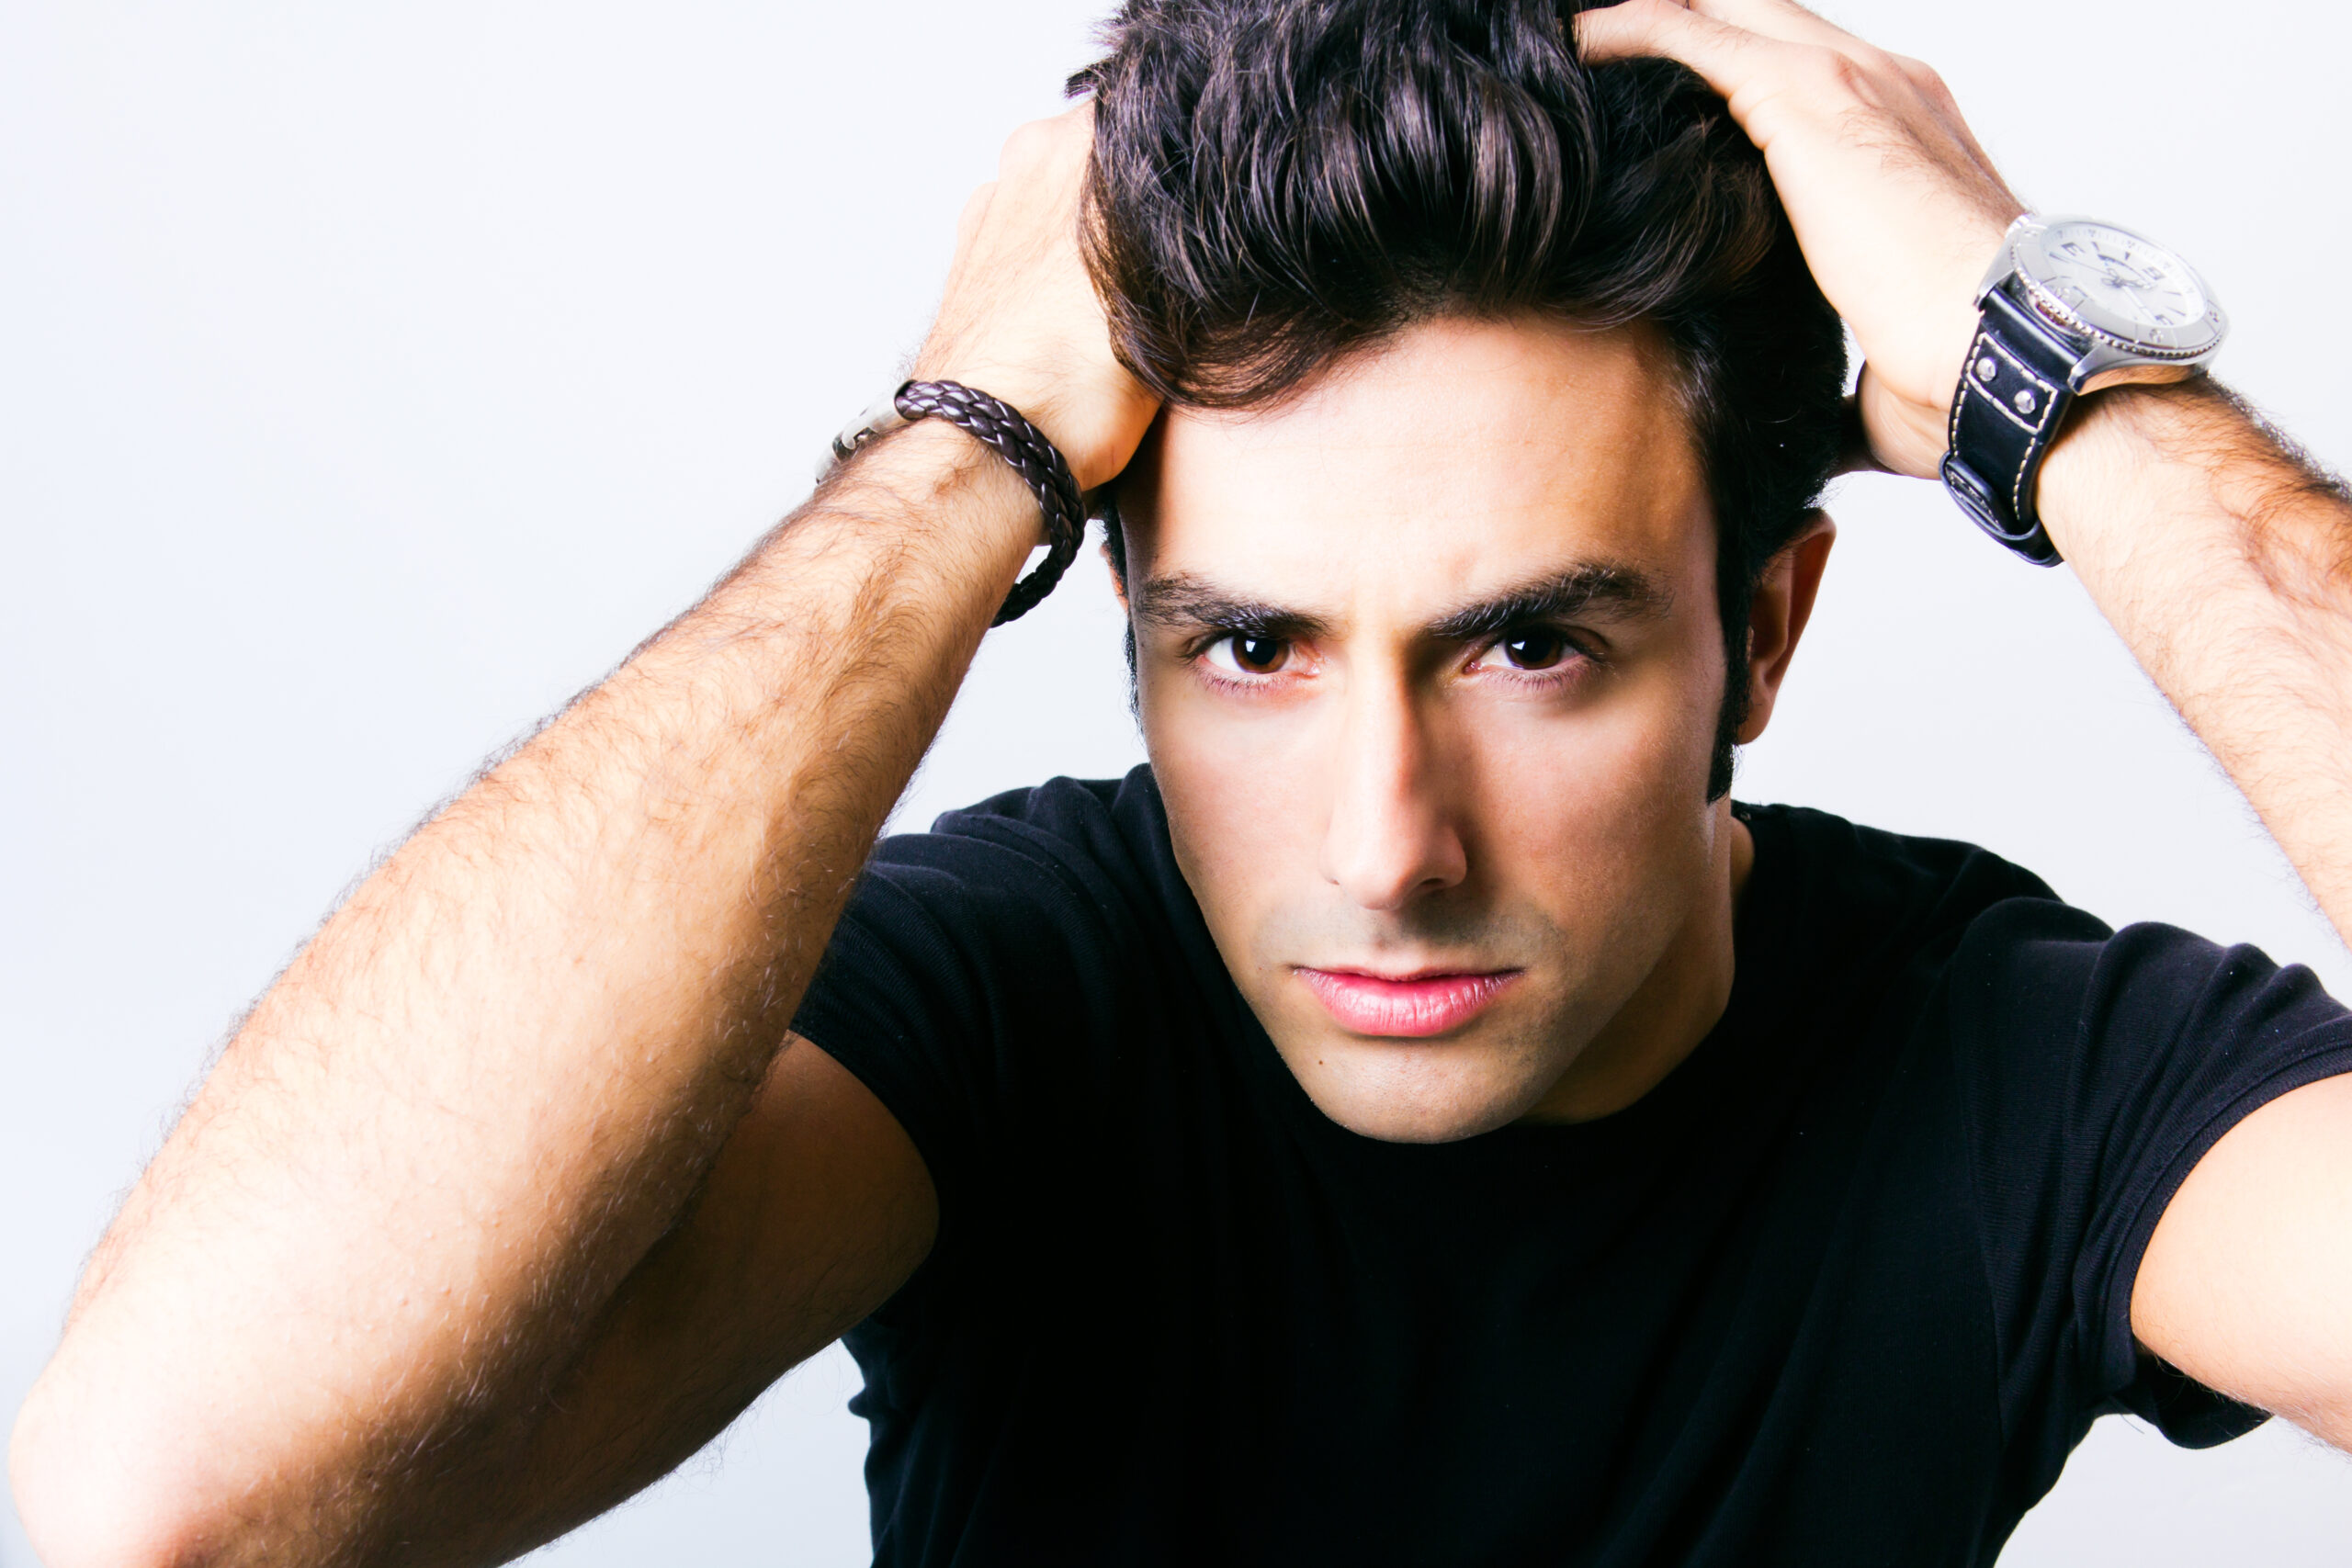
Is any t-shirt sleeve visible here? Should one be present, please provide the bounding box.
[786,785,1160,1262]
[1951,901,2352,1451]
[788,847,1014,1221]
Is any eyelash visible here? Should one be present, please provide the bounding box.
[1182,626,1602,694]
[1186,630,1305,694]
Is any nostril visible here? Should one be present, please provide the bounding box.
[1321,803,1469,909]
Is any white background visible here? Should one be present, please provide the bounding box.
[5,0,2349,1562]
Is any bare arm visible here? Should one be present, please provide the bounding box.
[9,107,1154,1565]
[1579,0,2352,1443]
[2041,383,2352,940]
[464,1032,937,1561]
[2048,385,2352,1446]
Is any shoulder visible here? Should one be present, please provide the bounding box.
[1747,804,2352,1450]
[1745,798,2343,1058]
[911,767,1158,857]
[877,767,1164,886]
[849,767,1187,953]
[791,768,1215,1211]
[808,765,1209,1022]
[1737,800,2085,976]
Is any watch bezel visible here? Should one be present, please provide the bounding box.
[2000,214,2226,363]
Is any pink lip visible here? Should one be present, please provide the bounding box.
[1295,966,1521,1038]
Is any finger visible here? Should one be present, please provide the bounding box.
[1830,389,1892,479]
[997,103,1095,183]
[1688,0,1973,152]
[1575,0,1804,109]
[1687,0,1875,60]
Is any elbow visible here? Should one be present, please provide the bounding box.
[11,1371,224,1568]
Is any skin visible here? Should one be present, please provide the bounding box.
[1117,316,1825,1141]
[5,112,1147,1568]
[1574,0,2352,1447]
[13,2,2352,1562]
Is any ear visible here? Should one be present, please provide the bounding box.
[1735,512,1835,745]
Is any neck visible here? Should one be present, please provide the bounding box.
[1517,795,1752,1123]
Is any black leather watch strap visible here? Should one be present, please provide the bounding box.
[1939,285,2080,568]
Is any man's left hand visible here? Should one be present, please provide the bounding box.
[1577,0,2024,479]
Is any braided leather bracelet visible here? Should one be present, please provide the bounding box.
[819,379,1085,626]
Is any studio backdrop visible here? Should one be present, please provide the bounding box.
[3,1,2348,1562]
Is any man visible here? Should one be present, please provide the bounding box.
[15,0,2352,1562]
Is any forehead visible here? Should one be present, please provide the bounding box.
[1125,314,1711,614]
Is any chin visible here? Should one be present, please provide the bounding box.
[1276,1032,1563,1145]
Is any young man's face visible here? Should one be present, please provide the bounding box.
[1117,314,1796,1143]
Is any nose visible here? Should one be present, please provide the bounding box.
[1317,671,1468,912]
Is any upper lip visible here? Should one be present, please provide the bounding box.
[1301,964,1519,983]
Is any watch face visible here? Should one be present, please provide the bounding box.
[2010,217,2224,358]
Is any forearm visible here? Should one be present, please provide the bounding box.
[2040,378,2352,940]
[12,423,1034,1562]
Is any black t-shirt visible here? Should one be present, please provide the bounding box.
[790,769,2352,1566]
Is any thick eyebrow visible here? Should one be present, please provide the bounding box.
[1130,561,1669,645]
[1425,563,1671,643]
[1131,572,1334,641]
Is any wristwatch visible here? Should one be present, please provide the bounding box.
[1941,213,2227,565]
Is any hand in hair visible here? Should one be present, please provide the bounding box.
[915,104,1161,492]
[1577,0,2025,479]
[1591,0,2352,1469]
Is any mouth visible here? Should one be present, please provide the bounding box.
[1294,965,1522,1038]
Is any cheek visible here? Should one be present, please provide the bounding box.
[1137,668,1329,942]
[1451,647,1725,902]
[1141,630,1722,937]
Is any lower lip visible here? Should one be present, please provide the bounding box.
[1295,968,1521,1038]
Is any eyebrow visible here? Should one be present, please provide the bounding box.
[1132,562,1670,643]
[1425,564,1671,642]
[1131,574,1334,641]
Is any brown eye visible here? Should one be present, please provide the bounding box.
[1208,633,1291,676]
[1499,628,1568,671]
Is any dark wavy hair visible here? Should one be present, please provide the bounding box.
[1069,0,1847,797]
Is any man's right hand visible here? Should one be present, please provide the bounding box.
[914,104,1159,493]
